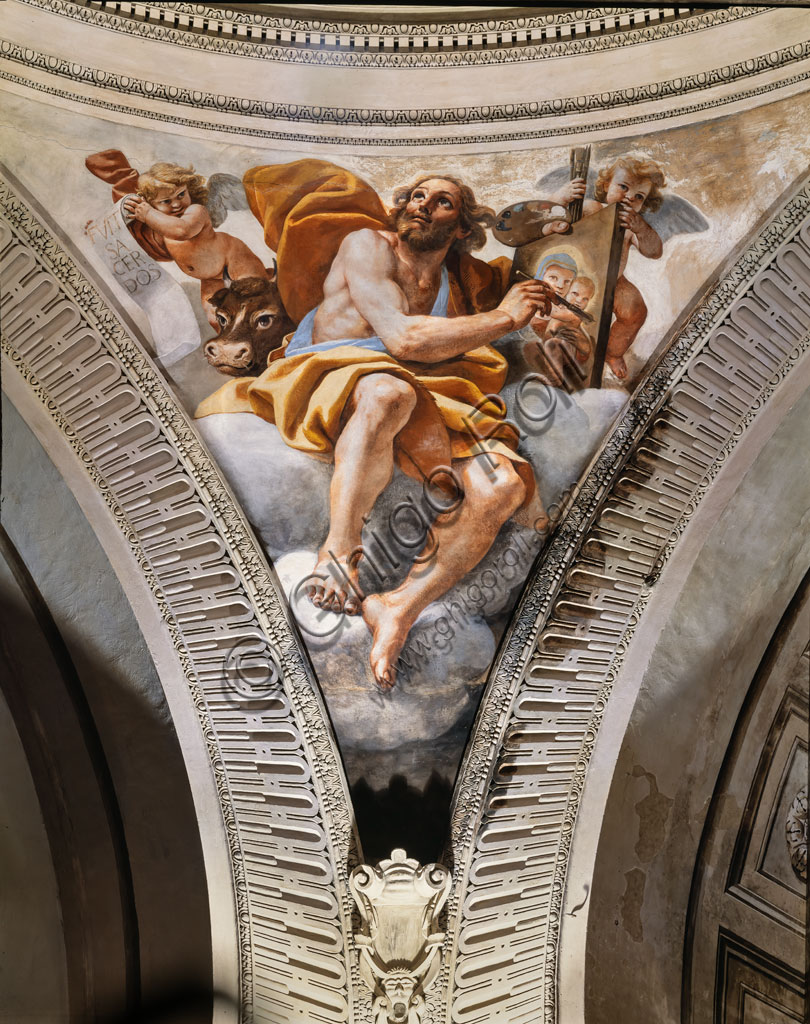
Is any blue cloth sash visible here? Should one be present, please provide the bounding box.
[285,264,450,358]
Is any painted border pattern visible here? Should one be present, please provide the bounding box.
[446,180,810,1023]
[18,2,761,69]
[0,175,367,1023]
[3,35,807,128]
[3,64,809,152]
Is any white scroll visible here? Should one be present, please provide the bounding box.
[85,198,201,366]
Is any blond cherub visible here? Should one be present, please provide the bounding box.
[122,162,268,328]
[552,156,665,379]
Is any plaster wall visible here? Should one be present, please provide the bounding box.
[582,383,810,1021]
[1,394,213,1015]
[0,672,69,1023]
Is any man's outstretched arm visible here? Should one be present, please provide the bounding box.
[342,230,552,363]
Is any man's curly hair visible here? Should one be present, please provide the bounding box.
[594,156,666,213]
[137,162,209,206]
[391,175,495,254]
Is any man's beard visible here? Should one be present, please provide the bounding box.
[396,210,459,252]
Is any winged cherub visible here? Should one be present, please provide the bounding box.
[121,161,269,329]
[539,153,709,380]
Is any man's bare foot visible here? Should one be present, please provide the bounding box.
[607,354,628,379]
[362,592,415,690]
[306,549,363,615]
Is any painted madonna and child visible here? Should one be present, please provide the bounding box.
[86,147,706,799]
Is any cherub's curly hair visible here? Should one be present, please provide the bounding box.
[594,156,666,213]
[137,162,209,206]
[391,175,495,253]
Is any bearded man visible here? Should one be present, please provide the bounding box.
[197,162,553,687]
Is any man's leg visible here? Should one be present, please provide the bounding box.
[362,453,526,687]
[308,373,417,615]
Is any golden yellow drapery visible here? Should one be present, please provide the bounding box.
[195,159,532,500]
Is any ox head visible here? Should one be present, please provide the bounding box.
[204,268,293,376]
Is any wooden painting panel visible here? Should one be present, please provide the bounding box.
[511,203,624,390]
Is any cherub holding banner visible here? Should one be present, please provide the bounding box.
[121,162,268,329]
[86,151,269,329]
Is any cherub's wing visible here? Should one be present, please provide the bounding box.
[206,173,250,228]
[534,164,598,200]
[646,194,709,245]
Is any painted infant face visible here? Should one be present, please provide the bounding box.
[541,263,575,296]
[604,167,652,212]
[150,183,193,217]
[567,281,595,309]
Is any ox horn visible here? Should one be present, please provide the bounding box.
[222,265,233,289]
[271,258,278,281]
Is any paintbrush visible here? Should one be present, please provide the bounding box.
[515,269,596,323]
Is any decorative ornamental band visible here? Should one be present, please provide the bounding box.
[21,2,761,69]
[2,64,808,152]
[2,35,807,129]
[446,179,810,1023]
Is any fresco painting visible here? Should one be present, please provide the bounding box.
[508,203,624,391]
[84,145,672,849]
[4,86,808,857]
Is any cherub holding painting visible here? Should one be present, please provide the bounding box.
[551,155,665,379]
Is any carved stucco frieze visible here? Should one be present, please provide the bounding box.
[18,2,761,69]
[5,62,809,152]
[0,173,365,1023]
[785,785,808,882]
[444,183,810,1023]
[3,35,807,131]
[2,160,810,1022]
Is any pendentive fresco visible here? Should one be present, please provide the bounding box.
[3,85,810,860]
[1,4,809,1021]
